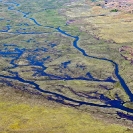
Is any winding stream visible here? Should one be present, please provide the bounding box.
[0,0,133,120]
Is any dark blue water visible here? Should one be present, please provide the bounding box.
[117,111,133,121]
[0,0,133,119]
[4,44,17,47]
[29,18,42,26]
[0,25,11,32]
[56,27,133,102]
[47,43,57,48]
[61,60,71,68]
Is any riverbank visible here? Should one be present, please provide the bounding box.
[0,86,133,133]
[1,0,133,131]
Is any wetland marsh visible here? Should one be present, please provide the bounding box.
[1,0,133,132]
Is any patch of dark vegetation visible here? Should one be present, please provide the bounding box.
[110,9,118,12]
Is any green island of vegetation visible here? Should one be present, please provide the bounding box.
[0,0,133,132]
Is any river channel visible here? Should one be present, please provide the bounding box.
[0,0,133,120]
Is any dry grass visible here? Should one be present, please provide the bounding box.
[65,3,133,43]
[0,90,132,133]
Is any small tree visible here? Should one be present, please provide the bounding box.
[110,9,118,12]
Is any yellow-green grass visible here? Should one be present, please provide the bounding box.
[31,9,66,28]
[0,57,12,70]
[65,2,133,43]
[37,80,114,105]
[0,88,132,133]
[86,13,133,43]
[124,102,133,109]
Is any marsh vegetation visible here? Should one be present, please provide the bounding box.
[0,0,133,132]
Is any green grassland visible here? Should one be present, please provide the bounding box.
[0,85,132,133]
[0,0,133,132]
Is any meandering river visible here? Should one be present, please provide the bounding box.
[0,0,133,120]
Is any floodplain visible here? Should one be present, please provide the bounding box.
[1,0,133,132]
